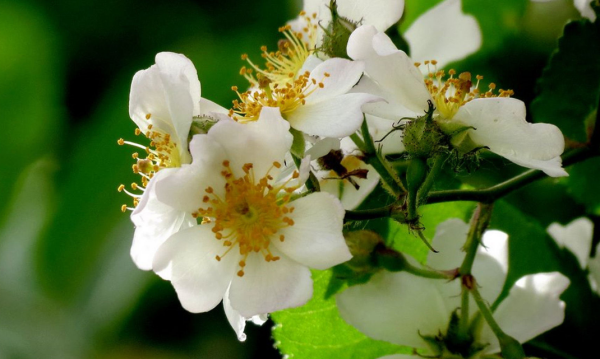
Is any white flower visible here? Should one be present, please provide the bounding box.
[151,106,352,337]
[347,25,568,177]
[548,217,600,294]
[233,54,379,138]
[337,219,569,357]
[123,52,226,271]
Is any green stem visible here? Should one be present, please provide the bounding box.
[427,145,599,205]
[355,119,406,197]
[459,203,493,276]
[403,260,453,279]
[471,284,526,359]
[417,153,447,206]
[458,286,470,340]
[344,204,397,221]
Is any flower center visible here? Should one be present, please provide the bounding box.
[416,60,514,120]
[195,160,299,277]
[118,113,182,211]
[229,13,326,122]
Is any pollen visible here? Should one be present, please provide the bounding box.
[197,161,299,277]
[229,12,322,122]
[418,60,514,120]
[118,115,184,210]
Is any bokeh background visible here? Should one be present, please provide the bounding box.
[0,0,589,358]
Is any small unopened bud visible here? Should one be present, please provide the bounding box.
[498,333,526,359]
[321,0,360,59]
[403,101,443,158]
[343,230,384,271]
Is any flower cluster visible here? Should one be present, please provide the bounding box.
[117,0,572,351]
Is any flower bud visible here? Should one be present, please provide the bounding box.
[321,0,360,59]
[403,101,443,158]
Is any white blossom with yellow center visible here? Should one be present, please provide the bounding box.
[348,25,568,177]
[120,52,227,271]
[230,19,379,138]
[151,107,351,335]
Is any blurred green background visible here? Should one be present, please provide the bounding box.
[0,0,592,358]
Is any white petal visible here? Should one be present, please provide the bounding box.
[347,25,431,115]
[337,0,404,32]
[223,286,248,342]
[477,272,570,354]
[305,137,341,159]
[155,135,227,213]
[288,93,380,137]
[130,169,195,271]
[307,58,365,104]
[427,219,508,305]
[405,0,482,68]
[547,217,594,269]
[337,271,459,348]
[209,106,292,178]
[588,250,600,295]
[152,225,238,313]
[155,52,201,116]
[427,218,470,270]
[574,0,597,20]
[199,97,228,116]
[228,249,313,317]
[455,98,566,177]
[273,192,350,269]
[367,114,406,155]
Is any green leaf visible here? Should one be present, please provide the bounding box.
[531,18,600,143]
[272,270,408,359]
[0,2,64,224]
[561,156,600,215]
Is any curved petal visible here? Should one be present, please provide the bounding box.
[155,135,227,213]
[223,286,248,342]
[273,192,350,269]
[155,52,201,116]
[199,97,228,116]
[547,217,594,269]
[319,156,380,210]
[337,271,459,348]
[307,58,366,104]
[337,0,404,32]
[455,98,566,177]
[405,0,482,68]
[477,272,569,354]
[130,169,195,271]
[347,25,432,115]
[152,225,238,313]
[209,106,292,178]
[288,93,380,137]
[228,249,313,317]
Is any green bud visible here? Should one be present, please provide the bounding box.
[403,101,444,158]
[321,0,359,59]
[188,115,218,140]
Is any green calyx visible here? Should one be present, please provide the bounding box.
[320,0,360,59]
[403,101,445,158]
